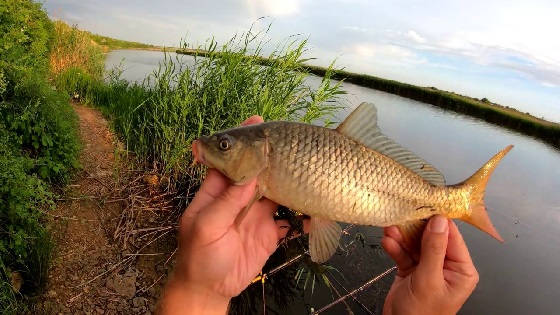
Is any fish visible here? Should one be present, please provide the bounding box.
[192,102,513,263]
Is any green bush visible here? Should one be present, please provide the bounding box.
[0,0,80,183]
[0,1,80,311]
[0,131,53,312]
[1,87,80,182]
[0,0,52,76]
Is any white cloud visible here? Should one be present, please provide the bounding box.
[349,43,413,59]
[406,30,426,44]
[246,0,301,17]
[344,43,425,66]
[376,27,560,87]
[342,26,369,33]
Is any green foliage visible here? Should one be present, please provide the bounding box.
[0,0,81,184]
[0,1,80,311]
[57,32,344,177]
[0,70,6,99]
[1,88,80,182]
[0,132,54,311]
[0,0,53,79]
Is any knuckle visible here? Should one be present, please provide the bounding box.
[471,270,480,286]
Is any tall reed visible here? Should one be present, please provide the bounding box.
[58,30,345,177]
[49,21,104,79]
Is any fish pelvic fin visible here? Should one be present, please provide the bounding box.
[308,217,341,263]
[459,145,513,242]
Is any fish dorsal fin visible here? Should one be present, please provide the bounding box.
[336,102,446,186]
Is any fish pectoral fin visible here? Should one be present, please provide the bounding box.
[397,219,428,254]
[233,188,263,227]
[336,102,445,186]
[308,217,342,263]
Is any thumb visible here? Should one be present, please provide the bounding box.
[414,215,449,285]
[198,178,257,228]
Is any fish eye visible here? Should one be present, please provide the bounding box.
[219,138,231,151]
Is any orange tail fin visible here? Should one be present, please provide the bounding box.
[459,145,513,242]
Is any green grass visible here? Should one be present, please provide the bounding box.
[57,33,345,176]
[176,49,560,148]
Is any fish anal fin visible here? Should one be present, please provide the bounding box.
[397,219,428,254]
[309,217,342,263]
[336,102,445,186]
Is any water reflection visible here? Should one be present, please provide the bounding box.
[106,50,560,315]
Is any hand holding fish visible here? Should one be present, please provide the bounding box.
[160,101,510,314]
[382,215,479,315]
[159,117,284,314]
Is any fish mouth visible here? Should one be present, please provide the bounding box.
[191,139,205,165]
[192,135,215,167]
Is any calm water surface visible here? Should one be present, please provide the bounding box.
[106,50,560,314]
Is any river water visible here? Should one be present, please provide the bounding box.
[106,50,560,314]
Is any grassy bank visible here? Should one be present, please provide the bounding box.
[176,48,560,148]
[57,36,344,175]
[0,1,81,313]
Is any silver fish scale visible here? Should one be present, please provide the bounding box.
[260,122,451,226]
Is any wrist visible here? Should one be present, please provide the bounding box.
[159,277,230,315]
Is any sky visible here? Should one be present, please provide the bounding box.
[44,0,560,122]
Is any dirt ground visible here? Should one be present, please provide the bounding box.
[39,104,175,314]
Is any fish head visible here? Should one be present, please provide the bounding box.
[193,125,268,184]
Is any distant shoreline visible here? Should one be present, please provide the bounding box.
[95,37,560,148]
[171,48,560,148]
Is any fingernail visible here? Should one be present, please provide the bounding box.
[429,215,448,233]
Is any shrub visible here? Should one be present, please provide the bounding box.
[0,1,80,311]
[0,131,53,312]
[1,84,80,182]
[0,0,52,77]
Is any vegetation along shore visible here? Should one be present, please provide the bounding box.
[176,48,560,148]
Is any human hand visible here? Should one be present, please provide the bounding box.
[160,116,287,314]
[381,215,479,315]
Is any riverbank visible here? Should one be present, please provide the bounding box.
[176,48,560,148]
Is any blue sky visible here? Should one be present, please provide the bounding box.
[44,0,560,122]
